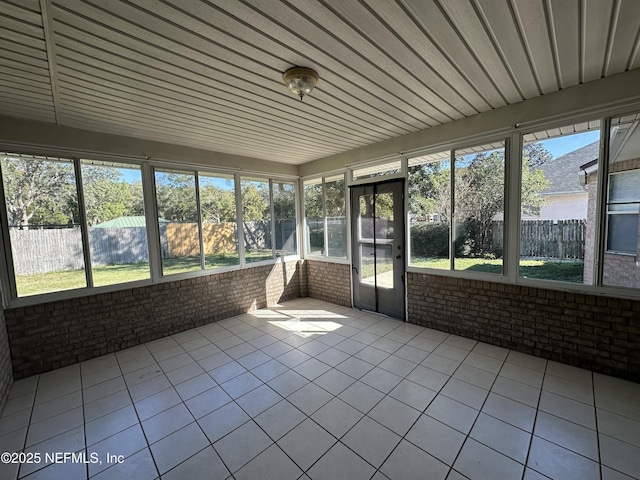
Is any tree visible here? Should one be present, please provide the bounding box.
[408,161,450,218]
[241,181,269,222]
[273,183,295,220]
[304,183,323,218]
[523,141,552,168]
[0,155,77,227]
[155,173,198,222]
[455,145,550,256]
[454,150,506,255]
[200,185,235,223]
[408,142,551,257]
[82,165,135,226]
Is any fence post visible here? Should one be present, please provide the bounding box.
[557,221,564,259]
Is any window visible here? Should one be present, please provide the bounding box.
[454,141,506,273]
[519,124,600,284]
[408,150,451,268]
[304,178,324,256]
[606,171,640,254]
[199,173,239,269]
[352,160,401,181]
[154,169,201,275]
[303,174,346,259]
[1,153,86,296]
[273,181,297,256]
[325,175,346,257]
[82,160,150,287]
[603,113,640,288]
[241,177,273,263]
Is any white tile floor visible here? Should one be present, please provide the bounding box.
[0,298,639,480]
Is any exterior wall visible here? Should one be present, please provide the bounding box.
[407,272,640,382]
[5,261,302,379]
[584,158,640,287]
[0,305,12,414]
[539,193,588,221]
[583,179,597,284]
[306,260,352,307]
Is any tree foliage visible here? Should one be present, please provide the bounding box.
[408,142,551,257]
[241,181,269,222]
[1,156,77,227]
[82,166,141,226]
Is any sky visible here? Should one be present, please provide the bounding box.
[115,130,602,183]
[534,130,600,160]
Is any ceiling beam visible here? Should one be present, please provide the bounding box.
[39,0,61,124]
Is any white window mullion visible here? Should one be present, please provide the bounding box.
[74,158,93,288]
[144,164,163,281]
[194,171,205,270]
[269,179,276,259]
[449,149,455,271]
[594,118,611,286]
[0,163,18,303]
[235,173,245,267]
[506,132,522,283]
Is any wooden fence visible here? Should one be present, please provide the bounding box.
[492,219,586,259]
[10,220,296,275]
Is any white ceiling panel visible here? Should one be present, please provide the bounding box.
[1,0,639,164]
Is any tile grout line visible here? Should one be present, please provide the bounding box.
[432,341,504,480]
[520,356,550,480]
[16,376,39,480]
[592,370,604,480]
[114,349,162,480]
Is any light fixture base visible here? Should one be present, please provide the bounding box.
[282,66,319,101]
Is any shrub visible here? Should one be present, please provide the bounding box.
[410,222,450,257]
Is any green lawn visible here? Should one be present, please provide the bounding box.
[411,257,585,283]
[16,250,274,297]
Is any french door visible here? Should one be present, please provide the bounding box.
[350,180,405,319]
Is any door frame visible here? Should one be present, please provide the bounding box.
[349,178,406,320]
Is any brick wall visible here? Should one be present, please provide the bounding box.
[407,272,640,382]
[5,261,302,379]
[306,260,352,307]
[0,305,12,414]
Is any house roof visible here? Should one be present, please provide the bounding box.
[93,216,169,228]
[540,141,599,195]
[1,1,639,165]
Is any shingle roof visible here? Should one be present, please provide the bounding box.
[540,141,598,195]
[93,216,170,228]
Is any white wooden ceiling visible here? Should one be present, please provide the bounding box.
[2,0,640,165]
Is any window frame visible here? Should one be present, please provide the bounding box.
[0,148,300,307]
[302,172,349,263]
[605,170,640,255]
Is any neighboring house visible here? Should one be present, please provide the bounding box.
[582,124,640,288]
[531,141,599,221]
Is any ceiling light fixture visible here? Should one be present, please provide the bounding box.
[282,66,319,101]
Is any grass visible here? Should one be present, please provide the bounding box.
[16,250,275,297]
[410,257,585,283]
[17,253,586,296]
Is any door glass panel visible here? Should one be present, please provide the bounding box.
[361,243,376,285]
[375,245,393,289]
[359,194,375,284]
[375,192,394,288]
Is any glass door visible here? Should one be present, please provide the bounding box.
[350,180,405,319]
